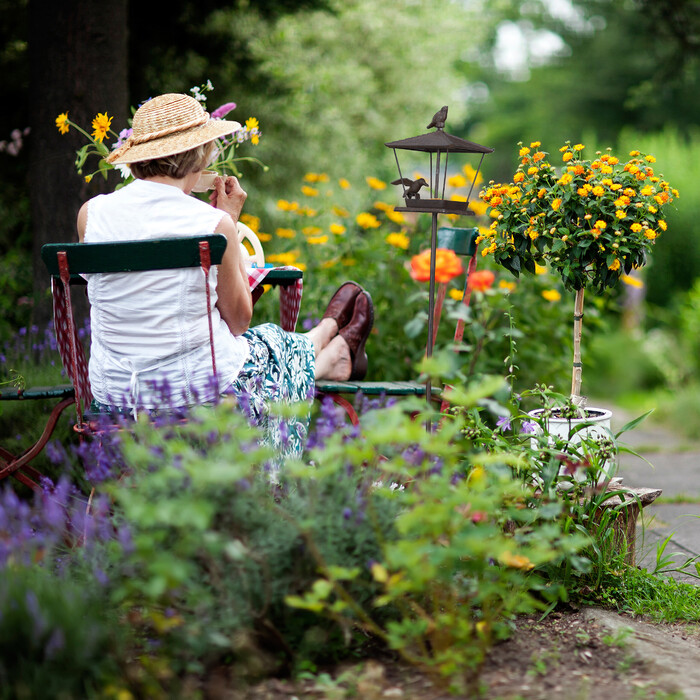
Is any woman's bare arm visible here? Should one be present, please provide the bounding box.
[77,202,88,242]
[214,213,253,336]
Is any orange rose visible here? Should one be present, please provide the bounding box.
[410,248,464,283]
[467,269,496,291]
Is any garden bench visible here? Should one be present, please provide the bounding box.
[0,384,75,489]
[315,226,479,425]
[41,234,303,435]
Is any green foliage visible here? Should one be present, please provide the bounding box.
[0,566,124,700]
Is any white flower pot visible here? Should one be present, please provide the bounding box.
[528,407,615,483]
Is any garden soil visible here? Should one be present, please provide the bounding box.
[236,406,700,699]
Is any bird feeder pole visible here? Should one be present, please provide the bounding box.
[386,108,493,416]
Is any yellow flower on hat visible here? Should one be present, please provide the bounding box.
[55,112,70,135]
[91,112,112,143]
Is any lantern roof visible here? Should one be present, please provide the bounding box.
[385,131,493,154]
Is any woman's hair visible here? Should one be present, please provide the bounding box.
[130,141,216,180]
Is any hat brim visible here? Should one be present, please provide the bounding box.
[107,118,242,165]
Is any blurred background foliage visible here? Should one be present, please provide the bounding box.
[2,0,700,433]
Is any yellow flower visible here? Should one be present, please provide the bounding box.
[257,232,272,242]
[277,199,299,212]
[615,210,626,219]
[373,201,392,212]
[245,116,259,131]
[448,173,468,188]
[330,223,346,235]
[303,172,328,183]
[519,146,530,157]
[250,133,259,145]
[302,226,323,237]
[530,141,541,148]
[535,263,547,275]
[339,178,351,189]
[275,228,296,239]
[645,155,656,163]
[608,258,621,271]
[267,251,299,266]
[573,143,585,151]
[499,280,516,292]
[332,205,349,217]
[630,223,643,232]
[306,235,328,245]
[366,176,387,190]
[55,112,70,135]
[527,166,539,175]
[592,185,605,197]
[356,212,381,229]
[629,150,641,156]
[500,551,534,571]
[386,232,410,249]
[462,163,483,185]
[84,174,92,183]
[240,213,260,232]
[644,230,658,240]
[448,289,464,301]
[562,151,573,162]
[621,274,644,288]
[594,220,607,230]
[297,206,317,217]
[301,185,319,197]
[342,258,357,266]
[385,209,406,225]
[658,220,667,231]
[551,198,562,211]
[542,289,561,302]
[91,112,112,142]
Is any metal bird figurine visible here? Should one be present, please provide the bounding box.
[391,177,429,199]
[427,105,448,130]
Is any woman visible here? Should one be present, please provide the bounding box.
[77,93,373,459]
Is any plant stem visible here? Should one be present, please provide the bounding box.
[571,287,584,403]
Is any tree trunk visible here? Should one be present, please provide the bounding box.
[28,0,128,329]
[570,287,585,405]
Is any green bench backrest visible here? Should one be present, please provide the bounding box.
[41,234,227,276]
[436,226,478,256]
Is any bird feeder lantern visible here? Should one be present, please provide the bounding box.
[386,107,493,409]
[386,106,493,215]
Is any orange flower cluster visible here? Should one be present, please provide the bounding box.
[467,269,495,292]
[477,141,678,294]
[410,248,464,283]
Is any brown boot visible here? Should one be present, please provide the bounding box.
[322,281,363,329]
[338,291,374,380]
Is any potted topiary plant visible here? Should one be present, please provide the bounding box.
[477,141,678,470]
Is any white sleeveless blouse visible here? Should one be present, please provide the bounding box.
[84,179,249,412]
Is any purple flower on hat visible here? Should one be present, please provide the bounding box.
[212,102,237,119]
[113,127,132,149]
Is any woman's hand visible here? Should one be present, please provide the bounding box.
[209,175,247,222]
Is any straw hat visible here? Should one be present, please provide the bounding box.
[106,93,241,165]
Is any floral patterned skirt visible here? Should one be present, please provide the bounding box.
[225,323,315,464]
